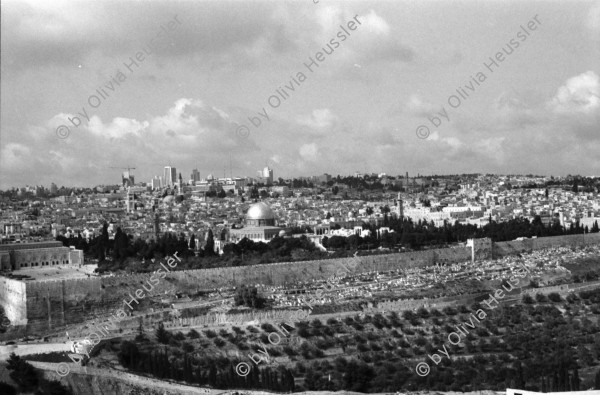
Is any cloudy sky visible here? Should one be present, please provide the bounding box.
[1,0,599,188]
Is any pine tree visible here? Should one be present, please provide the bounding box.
[572,369,580,391]
[5,353,38,392]
[155,322,170,344]
[208,365,217,386]
[205,229,215,255]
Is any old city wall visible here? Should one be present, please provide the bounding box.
[494,233,600,257]
[126,248,470,293]
[22,278,104,333]
[5,232,600,337]
[0,277,27,325]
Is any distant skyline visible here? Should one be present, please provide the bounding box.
[3,170,596,191]
[1,0,599,188]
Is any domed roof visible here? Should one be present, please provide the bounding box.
[246,202,275,220]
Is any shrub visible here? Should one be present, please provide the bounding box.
[417,307,430,318]
[204,330,217,338]
[522,294,534,304]
[443,306,457,316]
[270,347,283,357]
[402,311,417,320]
[187,329,200,339]
[535,293,547,303]
[261,323,275,332]
[372,319,384,330]
[174,331,186,341]
[566,294,579,304]
[366,332,378,341]
[476,328,489,337]
[310,318,322,327]
[213,338,225,347]
[298,327,310,338]
[409,318,421,326]
[234,285,266,308]
[315,338,334,349]
[283,345,297,356]
[548,292,562,302]
[182,342,194,353]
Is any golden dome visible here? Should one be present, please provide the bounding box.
[246,202,275,220]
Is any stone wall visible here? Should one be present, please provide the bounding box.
[0,277,27,325]
[521,280,600,297]
[3,232,600,337]
[23,278,103,332]
[494,233,600,257]
[69,249,84,265]
[362,293,479,314]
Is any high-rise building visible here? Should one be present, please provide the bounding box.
[151,176,161,190]
[122,171,135,187]
[177,173,183,193]
[126,191,136,213]
[191,169,200,183]
[50,182,58,195]
[262,166,273,184]
[164,166,177,187]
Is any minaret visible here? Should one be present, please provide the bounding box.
[398,198,403,220]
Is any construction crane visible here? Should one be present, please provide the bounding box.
[109,165,136,173]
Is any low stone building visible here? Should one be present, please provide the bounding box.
[0,241,83,270]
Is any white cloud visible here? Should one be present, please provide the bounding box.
[297,108,338,130]
[550,71,600,114]
[404,95,442,116]
[0,143,31,168]
[299,143,319,162]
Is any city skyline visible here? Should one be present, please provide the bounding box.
[1,0,599,187]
